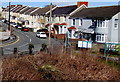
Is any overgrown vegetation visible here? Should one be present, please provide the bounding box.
[97,58,120,71]
[2,52,120,80]
[36,64,62,80]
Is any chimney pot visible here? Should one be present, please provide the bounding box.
[77,1,88,7]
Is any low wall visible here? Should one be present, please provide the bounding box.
[0,32,10,41]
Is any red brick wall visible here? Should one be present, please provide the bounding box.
[56,34,66,39]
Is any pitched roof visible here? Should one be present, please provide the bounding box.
[70,5,120,19]
[30,6,55,16]
[14,6,27,13]
[3,5,16,11]
[12,6,23,12]
[10,6,19,12]
[47,5,77,16]
[19,7,30,14]
[24,7,38,15]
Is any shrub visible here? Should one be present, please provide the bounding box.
[28,44,34,54]
[40,43,47,52]
[36,64,62,80]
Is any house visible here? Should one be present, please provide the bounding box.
[22,7,39,31]
[45,2,88,39]
[12,6,27,24]
[29,6,56,32]
[10,5,23,23]
[70,5,120,43]
[19,6,31,25]
[2,5,16,20]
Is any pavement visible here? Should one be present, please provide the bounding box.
[0,59,2,81]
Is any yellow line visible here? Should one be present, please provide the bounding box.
[0,36,20,47]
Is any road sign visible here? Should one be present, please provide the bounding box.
[78,41,92,48]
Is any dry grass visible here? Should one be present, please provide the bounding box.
[2,52,120,80]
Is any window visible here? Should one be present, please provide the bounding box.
[48,17,49,21]
[59,16,60,22]
[79,19,82,26]
[96,34,105,42]
[32,22,33,25]
[60,26,62,34]
[72,19,75,26]
[41,16,44,19]
[97,20,105,27]
[64,27,66,33]
[114,19,118,29]
[64,16,66,22]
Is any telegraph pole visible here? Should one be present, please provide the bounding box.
[8,2,11,30]
[48,3,52,49]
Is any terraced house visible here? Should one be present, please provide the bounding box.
[29,6,56,32]
[21,7,39,31]
[45,2,88,39]
[69,5,120,43]
[2,5,16,20]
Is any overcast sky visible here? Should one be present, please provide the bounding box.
[1,0,120,8]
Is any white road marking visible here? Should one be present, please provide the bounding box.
[30,38,32,42]
[19,43,29,48]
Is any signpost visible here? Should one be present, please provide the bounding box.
[104,43,120,56]
[78,41,92,48]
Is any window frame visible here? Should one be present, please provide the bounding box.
[72,19,75,26]
[114,19,118,29]
[79,19,82,26]
[96,34,105,42]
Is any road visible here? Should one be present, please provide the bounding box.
[3,28,49,55]
[0,21,48,55]
[0,21,64,56]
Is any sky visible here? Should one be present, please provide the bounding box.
[1,0,120,8]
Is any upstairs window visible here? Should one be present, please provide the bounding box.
[52,17,54,21]
[79,19,82,26]
[72,19,75,26]
[64,16,66,22]
[114,19,118,29]
[48,17,49,21]
[97,19,105,27]
[41,16,44,19]
[59,16,60,22]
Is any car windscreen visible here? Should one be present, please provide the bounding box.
[41,33,46,34]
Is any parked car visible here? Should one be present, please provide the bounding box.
[17,26,22,29]
[21,27,29,32]
[36,32,47,38]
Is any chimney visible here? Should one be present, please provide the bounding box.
[77,1,88,7]
[17,5,22,7]
[10,5,16,7]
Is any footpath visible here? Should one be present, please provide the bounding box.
[0,58,2,81]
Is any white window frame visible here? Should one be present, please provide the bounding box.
[48,17,49,22]
[114,19,118,29]
[59,16,60,22]
[41,16,44,19]
[72,19,75,26]
[96,34,105,42]
[79,19,82,26]
[64,16,66,22]
[97,19,106,28]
